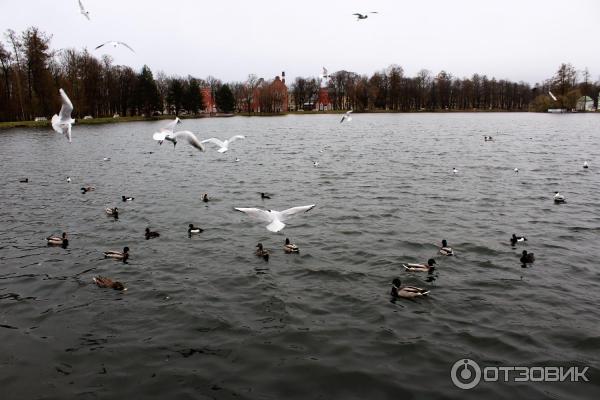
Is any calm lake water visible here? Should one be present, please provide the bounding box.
[1,113,599,399]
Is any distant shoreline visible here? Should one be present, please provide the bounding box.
[1,109,596,130]
[0,114,233,130]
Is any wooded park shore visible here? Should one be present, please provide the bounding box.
[3,109,590,131]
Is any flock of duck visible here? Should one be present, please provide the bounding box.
[28,86,596,298]
[389,145,591,300]
[40,88,320,292]
[44,188,311,291]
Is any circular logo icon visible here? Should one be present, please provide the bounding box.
[451,358,481,389]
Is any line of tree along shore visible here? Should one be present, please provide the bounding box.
[0,26,598,122]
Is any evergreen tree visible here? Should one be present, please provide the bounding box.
[22,27,53,117]
[167,78,184,115]
[134,65,160,116]
[183,77,202,114]
[216,84,235,113]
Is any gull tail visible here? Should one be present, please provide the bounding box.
[266,220,285,232]
[51,114,61,134]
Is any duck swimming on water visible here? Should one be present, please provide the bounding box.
[145,228,160,239]
[403,258,436,272]
[390,278,429,299]
[93,276,126,291]
[104,247,129,263]
[520,250,535,264]
[510,234,527,246]
[439,239,454,256]
[256,243,270,261]
[188,224,203,234]
[284,238,299,253]
[553,192,565,203]
[47,232,68,248]
[105,207,118,218]
[122,196,134,202]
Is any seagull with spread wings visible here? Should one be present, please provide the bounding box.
[235,204,316,232]
[152,117,181,146]
[52,89,75,143]
[78,0,90,20]
[340,110,353,123]
[353,12,378,20]
[153,129,205,152]
[201,135,245,153]
[95,41,135,53]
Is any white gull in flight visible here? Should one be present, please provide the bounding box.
[78,0,90,20]
[51,89,75,142]
[95,41,135,52]
[340,110,353,123]
[153,130,205,152]
[201,135,245,153]
[235,204,316,232]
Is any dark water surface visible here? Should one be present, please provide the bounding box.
[1,113,599,399]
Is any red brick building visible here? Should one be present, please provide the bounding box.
[243,72,288,113]
[315,87,331,111]
[201,87,216,113]
[269,73,288,112]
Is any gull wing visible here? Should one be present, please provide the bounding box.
[94,42,109,50]
[161,117,180,133]
[201,138,226,148]
[353,13,363,17]
[279,204,316,221]
[153,132,168,141]
[235,207,273,223]
[346,110,353,115]
[78,0,86,12]
[228,135,245,144]
[173,130,205,151]
[118,42,135,52]
[58,89,73,121]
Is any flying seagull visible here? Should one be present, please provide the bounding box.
[95,41,135,53]
[152,130,205,152]
[353,12,378,20]
[201,135,245,153]
[340,110,353,123]
[235,204,316,232]
[152,117,181,146]
[52,89,75,142]
[548,91,557,101]
[78,0,90,20]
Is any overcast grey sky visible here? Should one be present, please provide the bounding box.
[2,0,599,84]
